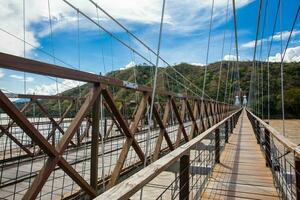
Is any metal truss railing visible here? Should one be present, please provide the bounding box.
[0,53,239,199]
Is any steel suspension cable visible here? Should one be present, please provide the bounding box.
[47,0,62,117]
[249,0,262,112]
[89,0,213,100]
[77,11,82,98]
[95,5,106,191]
[141,1,166,199]
[23,0,27,94]
[266,0,281,122]
[202,0,215,101]
[232,0,240,97]
[224,29,234,103]
[280,5,300,136]
[64,0,216,101]
[216,0,230,101]
[258,0,269,119]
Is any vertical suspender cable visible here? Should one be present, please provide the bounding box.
[280,6,300,136]
[216,0,230,101]
[232,0,240,100]
[48,0,62,116]
[47,1,61,197]
[23,0,27,94]
[224,29,234,103]
[266,0,280,122]
[77,11,82,98]
[249,0,262,112]
[258,0,269,119]
[140,0,166,199]
[95,4,106,191]
[202,0,215,101]
[279,0,285,136]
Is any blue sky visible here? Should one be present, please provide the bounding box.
[0,0,299,95]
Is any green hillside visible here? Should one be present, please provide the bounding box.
[12,61,300,119]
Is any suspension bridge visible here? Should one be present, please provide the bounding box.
[0,0,299,199]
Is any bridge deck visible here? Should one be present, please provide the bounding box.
[202,110,279,200]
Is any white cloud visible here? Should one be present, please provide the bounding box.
[27,79,84,95]
[223,54,238,61]
[10,74,34,82]
[241,30,300,49]
[190,62,205,66]
[0,0,253,57]
[272,30,300,41]
[241,40,258,48]
[0,1,40,56]
[120,61,136,70]
[0,70,4,78]
[268,46,300,62]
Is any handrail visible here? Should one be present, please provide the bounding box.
[246,108,300,157]
[95,108,242,200]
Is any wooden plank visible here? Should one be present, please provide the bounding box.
[202,110,279,200]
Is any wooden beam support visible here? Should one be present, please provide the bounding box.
[186,100,199,140]
[179,153,190,200]
[91,84,100,190]
[152,98,172,161]
[215,128,220,163]
[106,93,147,188]
[171,99,189,146]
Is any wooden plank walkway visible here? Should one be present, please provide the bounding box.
[202,109,279,200]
